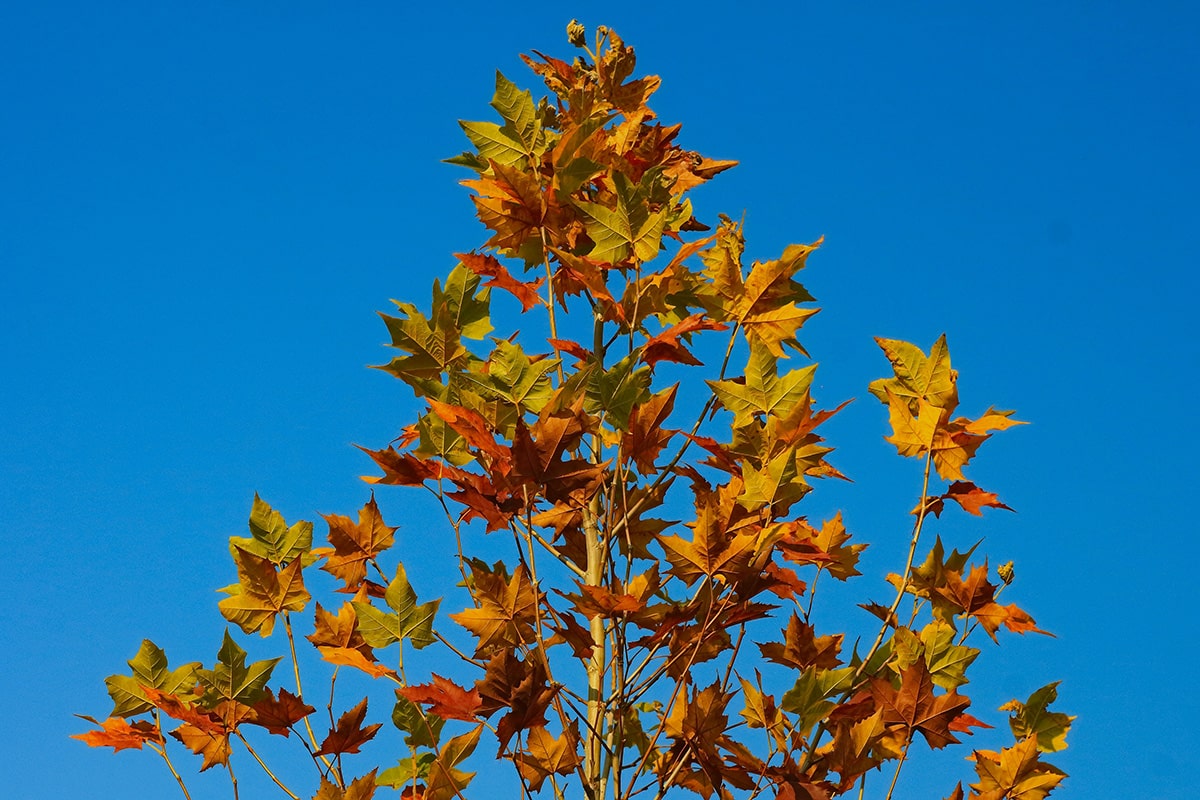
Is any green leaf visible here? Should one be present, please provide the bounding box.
[378,301,466,382]
[920,621,980,689]
[587,352,652,431]
[353,564,441,650]
[377,751,438,788]
[708,342,816,428]
[739,446,807,511]
[780,667,855,736]
[869,334,957,413]
[1001,682,1075,753]
[460,120,526,167]
[226,494,312,566]
[104,640,201,718]
[392,695,445,748]
[436,264,493,341]
[459,339,557,413]
[197,630,280,708]
[489,71,542,156]
[574,172,666,264]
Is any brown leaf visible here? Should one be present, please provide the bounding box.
[248,688,316,736]
[623,385,677,475]
[314,771,379,800]
[321,496,397,589]
[869,662,971,749]
[450,563,541,656]
[758,613,843,671]
[317,698,382,756]
[514,725,583,791]
[641,314,728,367]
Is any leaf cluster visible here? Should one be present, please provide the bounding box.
[76,21,1071,800]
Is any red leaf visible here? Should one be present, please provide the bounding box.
[397,674,483,722]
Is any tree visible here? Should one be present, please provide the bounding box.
[76,21,1072,800]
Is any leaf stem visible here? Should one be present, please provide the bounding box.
[150,711,193,800]
[234,730,300,799]
[284,613,336,779]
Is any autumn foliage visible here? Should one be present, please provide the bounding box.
[77,22,1072,800]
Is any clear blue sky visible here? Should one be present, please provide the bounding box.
[2,2,1196,799]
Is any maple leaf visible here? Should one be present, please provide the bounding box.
[321,646,397,679]
[622,384,677,475]
[869,661,971,749]
[574,171,668,264]
[319,495,397,589]
[228,493,314,566]
[869,335,958,414]
[781,666,856,736]
[218,545,310,637]
[141,686,226,734]
[709,342,816,428]
[460,339,557,413]
[423,726,482,800]
[357,445,453,486]
[313,771,379,800]
[883,388,941,455]
[352,563,440,650]
[515,725,583,791]
[919,621,980,690]
[969,737,1066,800]
[658,483,781,587]
[463,160,546,253]
[758,613,844,671]
[72,716,163,752]
[308,600,368,648]
[586,352,652,432]
[818,709,885,791]
[247,688,315,737]
[171,723,231,771]
[457,251,544,311]
[103,639,201,718]
[941,481,1014,516]
[640,314,728,367]
[450,562,540,656]
[775,514,866,580]
[196,630,280,709]
[317,698,383,756]
[738,676,788,750]
[1000,682,1074,753]
[397,675,482,722]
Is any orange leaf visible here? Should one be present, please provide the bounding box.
[171,723,231,771]
[319,646,397,679]
[457,251,544,312]
[321,496,398,588]
[72,716,163,752]
[942,481,1014,516]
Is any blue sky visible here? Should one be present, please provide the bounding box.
[2,2,1196,799]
